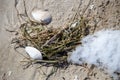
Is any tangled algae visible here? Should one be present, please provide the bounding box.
[15,17,90,66]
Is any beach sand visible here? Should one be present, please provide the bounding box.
[0,0,120,80]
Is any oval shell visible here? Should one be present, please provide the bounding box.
[25,46,42,60]
[31,9,52,25]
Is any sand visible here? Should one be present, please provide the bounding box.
[0,0,120,80]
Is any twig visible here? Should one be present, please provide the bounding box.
[41,26,68,48]
[21,59,59,64]
[71,0,82,21]
[46,67,58,80]
[81,0,92,16]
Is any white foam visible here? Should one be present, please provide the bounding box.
[68,30,120,79]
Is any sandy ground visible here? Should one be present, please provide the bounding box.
[0,0,120,80]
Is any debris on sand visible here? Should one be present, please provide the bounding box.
[14,17,90,67]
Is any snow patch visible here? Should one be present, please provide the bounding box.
[68,30,120,79]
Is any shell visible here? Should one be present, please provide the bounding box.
[31,9,52,25]
[25,46,42,60]
[71,22,78,28]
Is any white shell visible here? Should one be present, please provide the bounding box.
[89,5,94,9]
[71,22,78,28]
[74,75,79,80]
[31,9,52,25]
[25,46,42,60]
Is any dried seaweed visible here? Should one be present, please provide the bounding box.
[15,17,90,66]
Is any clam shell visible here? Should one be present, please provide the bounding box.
[31,9,52,25]
[25,46,42,60]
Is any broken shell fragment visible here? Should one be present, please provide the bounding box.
[25,46,42,60]
[71,22,78,28]
[31,9,52,25]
